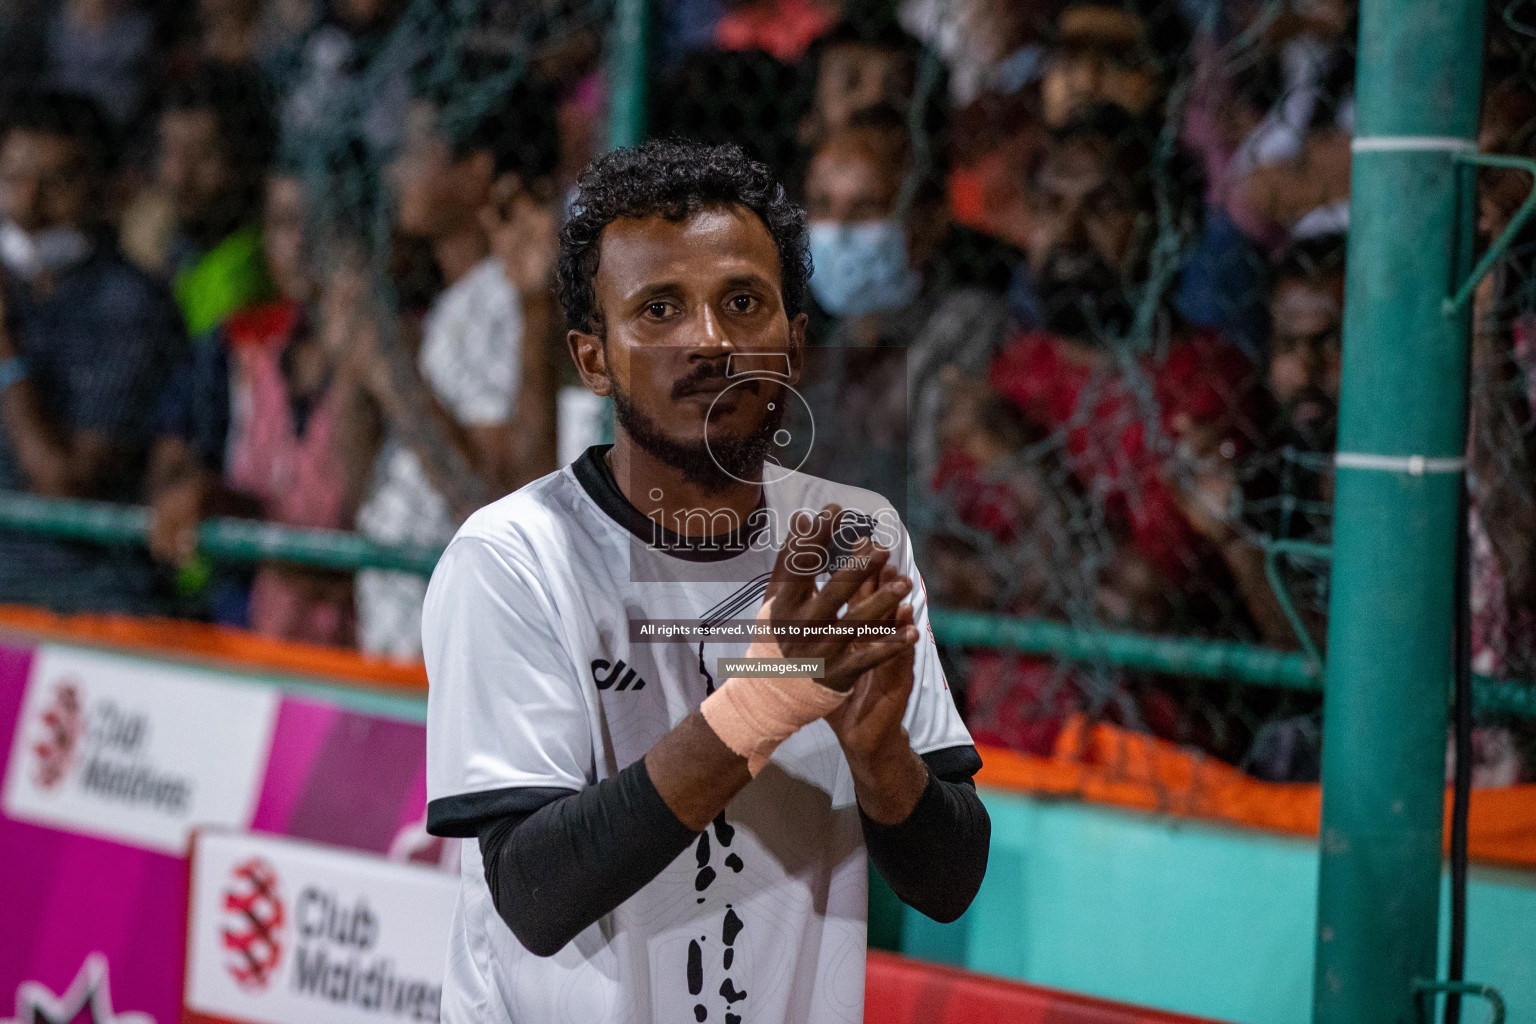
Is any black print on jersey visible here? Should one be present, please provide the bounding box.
[697,642,715,695]
[695,831,717,891]
[712,814,735,847]
[688,573,765,1024]
[689,814,750,1022]
[590,658,648,691]
[695,572,774,696]
[688,940,703,995]
[722,908,743,946]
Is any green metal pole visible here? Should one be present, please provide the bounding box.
[1312,0,1485,1021]
[591,0,649,446]
[606,0,650,152]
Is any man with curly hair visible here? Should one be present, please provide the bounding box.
[422,140,989,1022]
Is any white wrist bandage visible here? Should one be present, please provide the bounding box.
[699,599,849,776]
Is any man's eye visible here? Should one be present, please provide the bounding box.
[727,294,758,313]
[645,301,673,318]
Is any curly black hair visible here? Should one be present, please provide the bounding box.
[556,140,811,336]
[3,90,117,174]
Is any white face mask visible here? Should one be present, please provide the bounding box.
[807,218,922,318]
[0,222,93,280]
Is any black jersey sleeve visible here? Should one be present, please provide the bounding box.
[861,747,991,923]
[476,757,698,956]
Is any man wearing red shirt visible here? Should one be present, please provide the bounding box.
[988,105,1262,586]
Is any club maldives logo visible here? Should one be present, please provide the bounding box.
[223,857,287,990]
[24,678,193,814]
[189,833,457,1024]
[31,681,83,789]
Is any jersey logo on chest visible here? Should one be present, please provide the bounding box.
[591,658,648,691]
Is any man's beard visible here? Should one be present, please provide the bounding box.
[1283,388,1338,454]
[1034,247,1135,344]
[611,370,787,495]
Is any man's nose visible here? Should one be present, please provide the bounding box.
[1065,59,1104,104]
[1301,338,1331,382]
[7,176,43,229]
[690,304,735,352]
[160,152,191,192]
[1056,203,1090,249]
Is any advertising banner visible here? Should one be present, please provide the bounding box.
[183,831,457,1024]
[4,645,278,854]
[0,638,439,1024]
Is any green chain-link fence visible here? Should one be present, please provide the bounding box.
[0,0,1532,787]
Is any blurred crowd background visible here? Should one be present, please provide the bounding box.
[0,0,1531,787]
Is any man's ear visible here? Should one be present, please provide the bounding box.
[567,328,612,397]
[786,312,808,387]
[461,151,498,202]
[485,170,525,217]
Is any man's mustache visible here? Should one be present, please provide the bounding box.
[1285,386,1337,423]
[1040,246,1119,287]
[671,360,764,400]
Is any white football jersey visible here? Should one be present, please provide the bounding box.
[423,446,975,1024]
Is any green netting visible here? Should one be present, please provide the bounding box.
[1,0,1534,785]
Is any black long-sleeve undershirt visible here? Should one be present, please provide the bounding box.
[475,758,694,957]
[475,748,990,957]
[860,769,990,924]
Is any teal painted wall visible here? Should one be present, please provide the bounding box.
[875,788,1536,1024]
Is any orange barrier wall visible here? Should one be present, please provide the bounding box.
[976,714,1536,870]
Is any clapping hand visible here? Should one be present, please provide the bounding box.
[760,505,918,693]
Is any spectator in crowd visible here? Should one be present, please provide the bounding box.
[1453,78,1536,786]
[280,0,421,162]
[1216,0,1355,245]
[1002,0,1269,356]
[43,0,157,131]
[797,14,924,148]
[798,105,1013,501]
[147,169,381,644]
[657,11,939,203]
[1470,72,1536,685]
[189,0,315,72]
[1172,234,1342,654]
[149,62,276,338]
[0,91,185,613]
[986,105,1262,595]
[807,9,1032,252]
[714,0,839,63]
[1038,0,1189,130]
[924,339,1175,758]
[898,0,1047,108]
[1181,223,1531,784]
[352,82,561,659]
